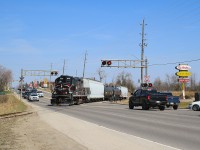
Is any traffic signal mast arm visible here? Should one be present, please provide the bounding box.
[101,59,146,68]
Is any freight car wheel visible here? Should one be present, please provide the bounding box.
[51,99,56,105]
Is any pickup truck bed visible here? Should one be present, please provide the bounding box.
[129,88,168,111]
[160,92,180,110]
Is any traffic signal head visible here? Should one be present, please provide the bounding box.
[101,60,112,66]
[102,61,106,65]
[141,83,153,87]
[148,83,153,87]
[50,71,58,76]
[141,83,148,87]
[107,60,112,65]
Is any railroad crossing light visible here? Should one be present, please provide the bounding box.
[141,83,148,87]
[148,83,153,87]
[102,60,106,65]
[107,60,112,66]
[50,71,58,76]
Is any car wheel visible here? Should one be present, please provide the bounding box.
[142,103,149,110]
[159,106,165,111]
[173,105,178,110]
[192,105,199,111]
[129,100,134,109]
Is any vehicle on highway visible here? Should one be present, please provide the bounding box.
[160,92,180,110]
[23,91,31,99]
[189,101,200,111]
[51,75,107,105]
[28,92,39,101]
[104,86,121,101]
[129,88,168,111]
[116,86,128,100]
[37,90,44,97]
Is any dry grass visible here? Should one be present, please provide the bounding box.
[0,95,27,116]
[172,91,195,99]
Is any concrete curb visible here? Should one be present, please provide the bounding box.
[0,111,35,119]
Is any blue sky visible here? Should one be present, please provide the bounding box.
[1,0,200,87]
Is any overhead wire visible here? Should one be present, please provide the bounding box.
[148,58,200,67]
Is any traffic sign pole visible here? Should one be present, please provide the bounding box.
[182,82,185,100]
[175,64,191,100]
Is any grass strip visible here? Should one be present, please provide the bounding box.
[0,94,27,116]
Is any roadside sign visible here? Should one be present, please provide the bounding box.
[178,78,190,83]
[144,75,150,83]
[176,71,192,77]
[175,64,191,70]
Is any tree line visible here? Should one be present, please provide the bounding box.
[98,70,200,93]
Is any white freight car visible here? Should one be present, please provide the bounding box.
[83,78,104,102]
[116,86,128,99]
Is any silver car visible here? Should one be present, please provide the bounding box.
[28,93,39,101]
[37,91,44,97]
[189,101,200,111]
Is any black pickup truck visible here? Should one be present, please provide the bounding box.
[129,88,168,111]
[160,92,180,110]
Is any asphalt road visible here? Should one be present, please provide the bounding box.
[31,91,200,150]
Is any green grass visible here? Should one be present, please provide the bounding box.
[0,94,27,116]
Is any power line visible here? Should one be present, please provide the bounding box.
[148,58,200,67]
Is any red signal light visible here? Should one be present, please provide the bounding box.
[148,83,152,87]
[147,95,151,100]
[107,60,112,65]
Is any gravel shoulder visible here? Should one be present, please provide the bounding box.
[0,107,87,150]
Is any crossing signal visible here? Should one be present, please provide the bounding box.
[50,71,58,76]
[107,60,112,65]
[141,83,153,87]
[148,83,153,87]
[101,60,112,66]
[102,61,106,65]
[141,83,148,87]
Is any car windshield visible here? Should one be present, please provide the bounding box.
[37,91,43,93]
[31,93,37,96]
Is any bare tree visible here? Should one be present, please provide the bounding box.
[190,73,196,91]
[97,68,106,82]
[115,71,135,92]
[0,65,13,91]
[153,77,162,90]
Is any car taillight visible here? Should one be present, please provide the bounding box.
[147,95,150,100]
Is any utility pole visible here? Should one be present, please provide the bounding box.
[140,19,147,84]
[50,63,52,91]
[63,59,65,75]
[20,69,24,100]
[145,58,148,77]
[83,50,87,78]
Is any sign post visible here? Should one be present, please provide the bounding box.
[175,64,191,99]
